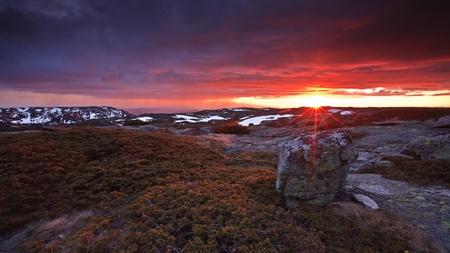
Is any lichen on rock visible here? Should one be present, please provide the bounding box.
[276,130,358,207]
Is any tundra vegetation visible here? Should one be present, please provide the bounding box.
[0,128,444,252]
[365,156,450,188]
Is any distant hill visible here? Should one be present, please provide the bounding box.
[0,106,133,125]
[2,106,450,129]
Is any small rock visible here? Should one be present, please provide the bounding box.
[352,193,379,210]
[440,189,450,197]
[197,127,214,135]
[433,115,450,128]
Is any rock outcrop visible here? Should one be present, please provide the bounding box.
[401,134,450,160]
[276,130,358,207]
[433,115,450,128]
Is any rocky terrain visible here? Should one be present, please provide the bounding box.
[1,106,450,251]
[192,115,450,251]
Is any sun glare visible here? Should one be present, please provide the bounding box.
[302,96,328,109]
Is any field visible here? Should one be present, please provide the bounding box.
[0,128,444,252]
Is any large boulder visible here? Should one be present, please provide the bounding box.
[433,115,450,128]
[276,130,358,207]
[401,134,450,160]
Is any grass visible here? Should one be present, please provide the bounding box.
[362,156,450,188]
[0,128,444,252]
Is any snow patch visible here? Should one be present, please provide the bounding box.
[328,109,341,114]
[197,115,227,122]
[341,110,354,115]
[239,114,294,126]
[173,115,199,123]
[135,116,153,122]
[89,112,99,119]
[231,108,249,112]
[51,108,62,114]
[173,114,229,123]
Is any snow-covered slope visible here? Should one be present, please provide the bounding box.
[0,106,133,125]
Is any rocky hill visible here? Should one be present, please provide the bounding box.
[0,106,133,125]
[2,106,450,130]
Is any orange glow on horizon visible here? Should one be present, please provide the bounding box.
[1,90,450,111]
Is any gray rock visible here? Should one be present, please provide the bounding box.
[171,128,197,135]
[276,130,358,207]
[401,134,450,160]
[197,127,214,135]
[352,193,379,210]
[346,174,411,195]
[139,125,158,132]
[356,183,389,195]
[433,115,450,128]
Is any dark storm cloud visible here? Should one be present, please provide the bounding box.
[0,0,449,100]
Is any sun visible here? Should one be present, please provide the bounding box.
[302,96,328,109]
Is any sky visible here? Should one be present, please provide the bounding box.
[1,0,450,113]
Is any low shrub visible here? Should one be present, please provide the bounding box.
[352,131,369,139]
[226,151,279,168]
[363,156,450,188]
[329,202,444,253]
[0,128,444,252]
[214,125,250,135]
